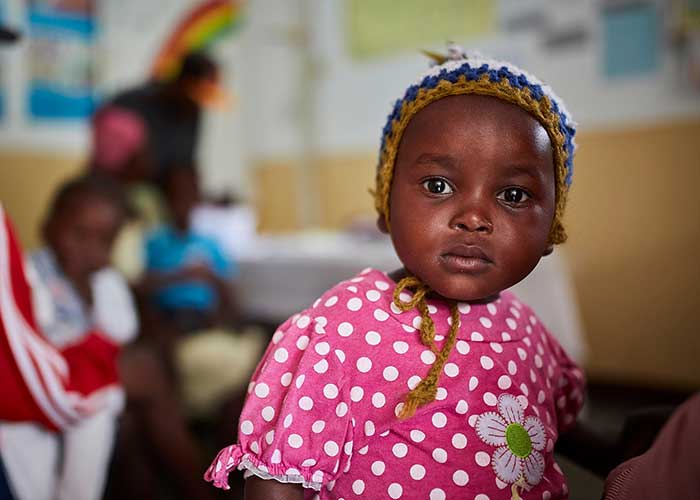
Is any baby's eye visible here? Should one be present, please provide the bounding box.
[497,188,531,204]
[422,178,453,195]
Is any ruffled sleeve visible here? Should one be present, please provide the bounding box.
[549,332,586,433]
[205,311,354,492]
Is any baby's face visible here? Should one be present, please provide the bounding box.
[386,94,555,302]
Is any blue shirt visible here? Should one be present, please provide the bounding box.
[145,226,235,312]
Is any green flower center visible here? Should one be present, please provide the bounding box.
[505,423,532,458]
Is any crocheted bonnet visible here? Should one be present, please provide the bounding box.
[377,45,578,420]
[374,44,577,245]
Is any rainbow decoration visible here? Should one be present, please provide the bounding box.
[151,0,244,81]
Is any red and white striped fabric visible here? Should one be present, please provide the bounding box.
[0,206,121,432]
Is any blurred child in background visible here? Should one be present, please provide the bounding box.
[0,174,137,500]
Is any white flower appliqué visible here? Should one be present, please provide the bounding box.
[475,394,546,496]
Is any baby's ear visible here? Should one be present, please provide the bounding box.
[543,244,554,256]
[376,215,389,234]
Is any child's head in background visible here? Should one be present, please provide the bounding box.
[160,165,201,233]
[43,174,130,282]
[376,45,576,304]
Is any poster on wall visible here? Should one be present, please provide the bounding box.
[26,0,96,120]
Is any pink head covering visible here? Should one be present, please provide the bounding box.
[91,106,147,173]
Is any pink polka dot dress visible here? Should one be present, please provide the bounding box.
[205,268,585,499]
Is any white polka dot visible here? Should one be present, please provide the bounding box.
[444,363,459,377]
[365,330,381,345]
[352,479,365,495]
[295,374,305,389]
[296,336,310,350]
[364,420,375,436]
[350,386,364,402]
[274,348,289,363]
[468,415,478,427]
[265,430,274,444]
[487,303,498,315]
[372,392,386,408]
[324,296,338,307]
[508,360,517,375]
[270,448,281,463]
[410,463,426,480]
[518,347,528,360]
[301,458,316,467]
[296,315,311,328]
[375,280,390,290]
[520,383,529,396]
[254,383,270,398]
[366,290,381,302]
[471,331,484,341]
[357,357,372,373]
[324,441,339,456]
[315,342,330,355]
[261,406,275,422]
[337,322,353,336]
[392,443,408,458]
[428,304,438,314]
[312,420,326,433]
[436,387,448,400]
[456,340,470,354]
[393,341,409,354]
[480,355,494,370]
[469,376,479,391]
[543,492,552,500]
[410,429,425,442]
[506,318,517,330]
[388,483,403,499]
[402,324,416,333]
[299,396,314,411]
[475,451,490,466]
[538,390,546,404]
[390,302,403,314]
[501,331,512,341]
[496,478,508,490]
[498,375,512,390]
[432,447,447,463]
[407,375,421,390]
[421,350,436,364]
[452,433,467,449]
[240,420,253,435]
[430,488,446,500]
[347,297,362,311]
[312,470,323,482]
[479,317,493,328]
[456,400,469,414]
[383,366,399,381]
[314,359,329,374]
[535,354,543,368]
[483,392,498,406]
[374,309,390,321]
[371,460,385,476]
[510,306,521,318]
[475,495,490,500]
[335,349,346,363]
[323,383,339,399]
[336,402,349,417]
[283,414,293,428]
[489,342,503,353]
[272,330,284,344]
[399,292,412,302]
[458,302,471,314]
[288,434,303,448]
[412,316,422,329]
[314,316,327,334]
[432,412,447,428]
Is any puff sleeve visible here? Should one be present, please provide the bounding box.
[548,330,586,434]
[205,311,355,492]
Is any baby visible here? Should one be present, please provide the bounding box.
[206,45,584,500]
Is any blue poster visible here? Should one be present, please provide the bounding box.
[603,3,659,78]
[27,1,96,120]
